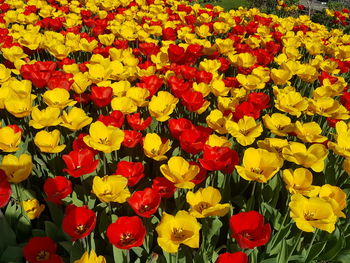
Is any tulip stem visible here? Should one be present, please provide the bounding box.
[15,184,24,214]
[103,153,107,175]
[305,229,318,261]
[286,230,302,262]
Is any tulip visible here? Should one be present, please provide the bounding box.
[21,199,45,220]
[34,130,66,153]
[0,154,32,184]
[92,175,130,203]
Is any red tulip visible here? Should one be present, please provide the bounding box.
[168,44,185,64]
[196,70,213,84]
[115,161,145,187]
[248,92,270,111]
[162,27,177,41]
[44,176,72,204]
[199,145,240,174]
[233,101,261,121]
[181,90,207,112]
[179,126,212,154]
[62,205,96,241]
[62,149,99,178]
[107,216,146,249]
[128,188,161,218]
[137,75,163,98]
[216,252,248,263]
[230,211,271,249]
[152,177,176,198]
[72,133,98,155]
[168,118,194,140]
[98,110,124,128]
[122,130,142,148]
[23,237,63,263]
[126,113,152,131]
[90,86,113,107]
[0,170,11,208]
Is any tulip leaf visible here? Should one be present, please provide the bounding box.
[320,228,346,260]
[46,201,64,226]
[304,241,327,262]
[266,224,292,255]
[45,220,61,241]
[335,249,350,262]
[276,239,288,263]
[70,241,85,262]
[112,246,127,262]
[0,211,16,254]
[0,246,23,263]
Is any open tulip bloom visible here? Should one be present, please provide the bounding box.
[1,0,350,262]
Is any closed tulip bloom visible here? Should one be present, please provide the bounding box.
[289,194,337,233]
[236,148,284,183]
[156,211,201,253]
[60,107,93,131]
[149,91,178,122]
[34,130,66,153]
[319,184,347,218]
[186,187,230,218]
[328,121,350,158]
[44,176,72,204]
[29,107,61,129]
[42,88,77,109]
[0,170,11,208]
[74,250,106,263]
[92,175,130,203]
[160,156,199,189]
[21,199,45,220]
[0,126,22,152]
[1,154,32,183]
[282,142,328,172]
[226,116,263,146]
[230,211,271,249]
[143,133,171,161]
[282,168,320,197]
[83,121,124,153]
[216,252,248,263]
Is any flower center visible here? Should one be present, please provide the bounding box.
[171,228,193,242]
[75,224,87,234]
[120,233,136,246]
[99,137,110,145]
[36,250,50,261]
[139,204,151,213]
[250,167,263,174]
[242,232,256,241]
[304,211,316,221]
[195,201,211,213]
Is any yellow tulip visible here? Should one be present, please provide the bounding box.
[262,113,294,136]
[271,68,293,85]
[0,127,21,152]
[156,211,201,253]
[34,130,66,153]
[257,138,289,156]
[160,156,199,189]
[344,158,350,176]
[0,65,11,83]
[319,184,346,218]
[210,79,231,97]
[235,148,284,183]
[72,72,92,94]
[1,46,27,63]
[5,94,35,118]
[206,134,231,148]
[148,91,178,122]
[143,133,171,161]
[21,199,45,220]
[92,175,130,203]
[42,88,77,109]
[226,116,263,146]
[294,121,327,143]
[186,187,230,218]
[111,96,138,114]
[289,194,337,233]
[126,87,150,107]
[275,90,308,117]
[230,53,257,68]
[60,107,92,131]
[0,153,32,184]
[282,168,320,197]
[282,142,328,172]
[206,109,230,134]
[29,107,61,129]
[83,121,124,153]
[74,250,106,263]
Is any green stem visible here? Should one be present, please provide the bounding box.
[305,229,318,261]
[286,230,302,262]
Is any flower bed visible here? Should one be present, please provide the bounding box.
[0,0,350,262]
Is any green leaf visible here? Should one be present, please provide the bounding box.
[335,249,350,262]
[0,211,16,254]
[113,246,127,262]
[0,246,23,263]
[276,239,288,263]
[45,221,62,241]
[70,241,84,262]
[304,241,327,262]
[320,228,345,261]
[46,202,64,226]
